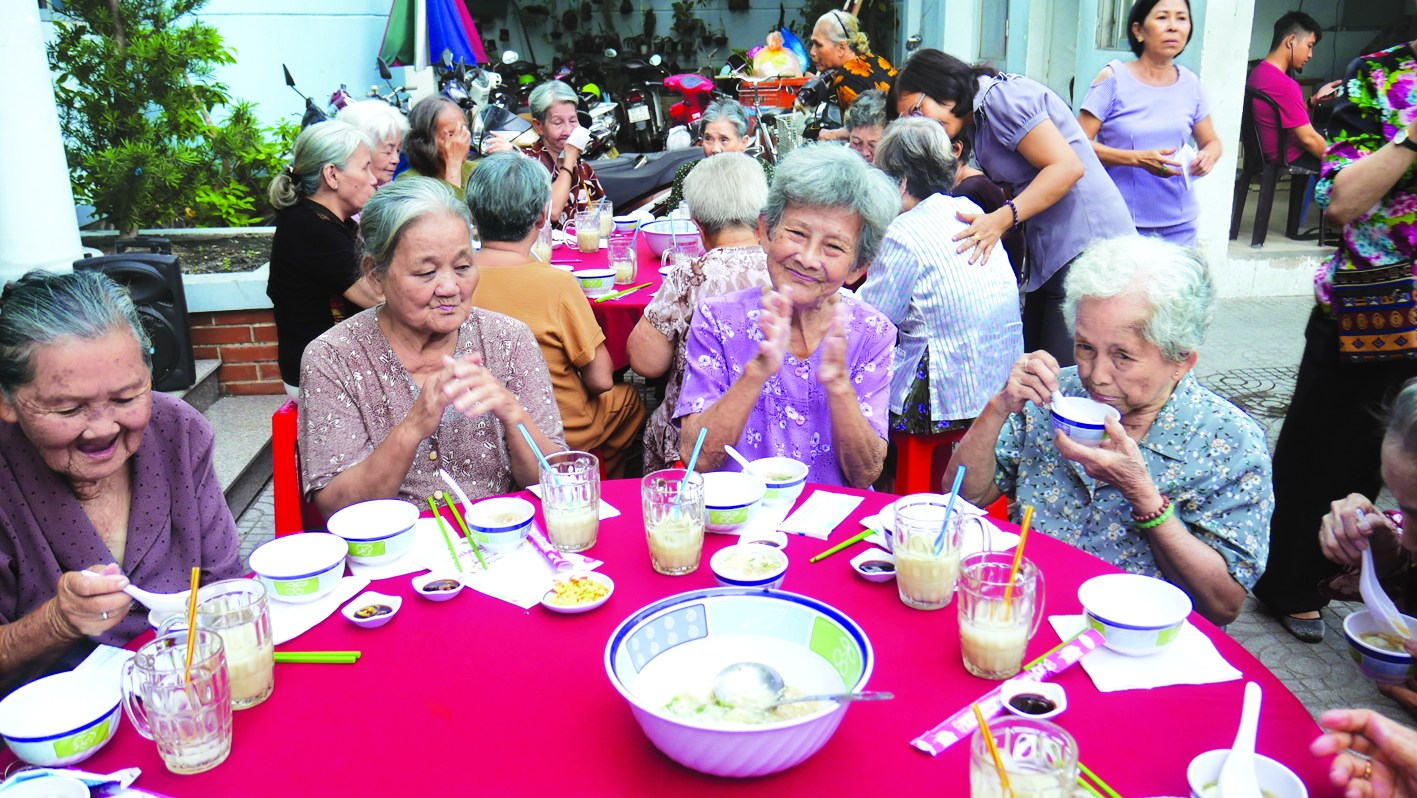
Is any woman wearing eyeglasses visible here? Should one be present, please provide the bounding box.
[888,49,1135,366]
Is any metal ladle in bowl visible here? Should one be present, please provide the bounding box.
[710,661,894,709]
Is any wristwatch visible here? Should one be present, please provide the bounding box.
[1395,127,1417,153]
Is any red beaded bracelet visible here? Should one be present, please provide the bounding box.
[1130,495,1171,525]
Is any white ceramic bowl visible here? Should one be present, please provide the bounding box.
[248,532,347,604]
[1187,749,1307,798]
[640,219,703,257]
[746,457,808,509]
[850,549,895,583]
[1078,573,1192,656]
[412,571,465,601]
[605,588,873,778]
[0,671,122,766]
[875,492,985,552]
[711,543,788,589]
[326,499,418,566]
[573,268,617,298]
[0,776,90,798]
[466,496,535,554]
[1050,395,1121,447]
[613,215,638,233]
[341,590,403,629]
[541,572,616,614]
[1344,609,1417,684]
[703,471,766,533]
[1000,679,1067,720]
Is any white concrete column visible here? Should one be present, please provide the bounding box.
[1193,0,1257,272]
[0,0,82,282]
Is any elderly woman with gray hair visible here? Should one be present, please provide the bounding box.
[467,153,645,479]
[861,118,1021,440]
[484,80,604,228]
[663,99,774,210]
[947,235,1273,626]
[630,152,773,472]
[398,95,473,198]
[299,177,565,516]
[267,120,382,398]
[845,90,887,163]
[337,99,410,187]
[0,271,241,691]
[676,145,900,488]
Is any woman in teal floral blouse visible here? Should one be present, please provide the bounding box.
[948,236,1272,626]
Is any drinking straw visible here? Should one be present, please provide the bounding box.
[440,491,488,570]
[971,703,1012,798]
[675,427,709,511]
[516,422,555,475]
[428,496,464,573]
[593,282,652,303]
[1078,763,1123,798]
[1076,777,1106,798]
[182,566,200,683]
[274,652,361,664]
[1004,505,1035,603]
[933,465,967,556]
[809,529,875,563]
[1020,628,1090,671]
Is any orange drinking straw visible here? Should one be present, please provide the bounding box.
[971,703,1012,797]
[1004,505,1035,604]
[182,566,200,683]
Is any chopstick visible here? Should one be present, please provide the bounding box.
[592,282,651,303]
[1078,762,1123,798]
[1076,777,1107,798]
[440,491,488,570]
[428,496,464,573]
[1020,628,1090,671]
[809,529,875,563]
[275,651,361,664]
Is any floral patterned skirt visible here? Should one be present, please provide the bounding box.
[888,350,974,435]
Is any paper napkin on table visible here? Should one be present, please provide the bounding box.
[859,496,1018,555]
[1047,614,1241,692]
[525,485,622,519]
[269,576,369,645]
[720,504,791,538]
[412,518,603,609]
[778,490,864,540]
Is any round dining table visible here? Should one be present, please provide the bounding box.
[553,231,665,371]
[62,481,1339,796]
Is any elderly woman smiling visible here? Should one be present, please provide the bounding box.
[664,99,774,209]
[675,145,899,488]
[947,236,1272,625]
[299,178,565,516]
[0,271,241,690]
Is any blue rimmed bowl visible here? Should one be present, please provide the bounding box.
[0,671,121,766]
[1344,609,1417,684]
[703,471,766,533]
[248,532,346,604]
[605,588,873,778]
[327,499,418,566]
[466,496,535,554]
[1078,573,1192,656]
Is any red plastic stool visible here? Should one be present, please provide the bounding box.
[272,400,325,536]
[890,427,968,496]
[985,495,1009,522]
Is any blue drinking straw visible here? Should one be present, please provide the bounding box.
[934,465,967,556]
[675,427,709,510]
[516,423,555,475]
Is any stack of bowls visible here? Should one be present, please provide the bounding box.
[327,499,419,566]
[248,532,348,604]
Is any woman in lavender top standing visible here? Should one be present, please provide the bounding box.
[675,145,900,489]
[1078,0,1221,246]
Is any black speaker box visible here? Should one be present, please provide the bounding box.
[74,245,196,392]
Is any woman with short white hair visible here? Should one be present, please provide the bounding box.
[336,100,409,186]
[663,99,774,209]
[484,80,604,227]
[630,152,774,472]
[845,90,887,163]
[947,235,1273,626]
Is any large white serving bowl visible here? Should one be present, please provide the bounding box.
[605,588,873,778]
[326,499,419,566]
[248,532,347,604]
[1078,573,1192,656]
[640,219,702,257]
[0,671,122,766]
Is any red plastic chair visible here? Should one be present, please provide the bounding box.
[272,400,325,536]
[889,428,968,497]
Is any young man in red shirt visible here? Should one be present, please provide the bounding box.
[1245,12,1340,169]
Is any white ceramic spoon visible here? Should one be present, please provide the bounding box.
[1360,522,1412,638]
[723,445,755,473]
[1217,681,1263,798]
[81,570,190,612]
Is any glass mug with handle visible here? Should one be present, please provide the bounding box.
[158,578,274,710]
[969,716,1078,798]
[121,629,233,775]
[892,496,992,610]
[957,551,1046,680]
[569,209,602,254]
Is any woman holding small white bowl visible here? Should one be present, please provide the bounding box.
[947,235,1271,627]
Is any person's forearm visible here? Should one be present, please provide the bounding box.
[1300,130,1328,160]
[443,154,467,188]
[497,406,564,486]
[947,395,1010,505]
[1088,140,1139,169]
[549,166,575,222]
[826,385,886,488]
[1144,515,1248,626]
[313,420,424,517]
[1012,160,1083,222]
[343,276,383,309]
[1329,141,1417,224]
[681,363,772,470]
[0,601,86,694]
[627,320,673,378]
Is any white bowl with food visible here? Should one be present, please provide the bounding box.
[248,532,347,604]
[341,591,403,629]
[703,471,766,533]
[850,549,896,583]
[746,457,808,509]
[605,588,874,778]
[466,496,535,554]
[711,543,788,590]
[1187,749,1306,798]
[1343,609,1417,684]
[326,499,419,566]
[1078,573,1192,656]
[541,572,615,614]
[0,671,122,766]
[412,571,465,601]
[573,268,617,298]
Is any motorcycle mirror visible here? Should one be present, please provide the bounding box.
[283,64,297,88]
[377,57,392,80]
[649,53,662,66]
[441,48,454,68]
[604,48,618,58]
[502,50,520,65]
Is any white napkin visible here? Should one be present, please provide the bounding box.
[1047,614,1241,692]
[269,576,370,645]
[778,490,864,540]
[1175,144,1199,190]
[720,504,791,538]
[859,495,1018,555]
[525,485,622,519]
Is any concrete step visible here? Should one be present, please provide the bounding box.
[163,359,220,414]
[205,393,285,519]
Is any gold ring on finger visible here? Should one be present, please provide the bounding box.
[1365,761,1373,780]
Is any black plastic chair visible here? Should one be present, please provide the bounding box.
[1230,86,1330,247]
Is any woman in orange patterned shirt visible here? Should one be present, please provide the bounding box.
[809,10,896,141]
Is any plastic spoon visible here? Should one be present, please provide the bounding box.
[81,569,189,612]
[1217,681,1263,798]
[723,445,754,473]
[1360,515,1412,638]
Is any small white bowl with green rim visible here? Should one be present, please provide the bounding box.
[703,471,766,533]
[326,499,419,566]
[1078,573,1192,656]
[248,532,347,604]
[746,457,808,508]
[0,670,121,766]
[573,268,617,298]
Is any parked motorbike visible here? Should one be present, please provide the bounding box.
[620,55,669,153]
[284,64,327,130]
[492,50,542,113]
[794,70,841,141]
[368,58,412,113]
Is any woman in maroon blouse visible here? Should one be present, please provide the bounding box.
[0,271,242,692]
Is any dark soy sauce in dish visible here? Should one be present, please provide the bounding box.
[858,560,895,574]
[1007,693,1056,715]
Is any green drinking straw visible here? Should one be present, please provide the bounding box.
[440,491,488,570]
[1077,763,1123,798]
[1020,628,1090,672]
[428,496,463,573]
[809,529,875,563]
[275,652,360,664]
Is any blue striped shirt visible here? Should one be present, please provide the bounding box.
[859,193,1023,423]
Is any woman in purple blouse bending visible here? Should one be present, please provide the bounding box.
[675,145,899,489]
[0,271,242,692]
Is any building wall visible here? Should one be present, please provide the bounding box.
[191,309,286,395]
[1248,0,1389,83]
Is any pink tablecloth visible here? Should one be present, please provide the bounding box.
[554,232,664,370]
[69,482,1339,796]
